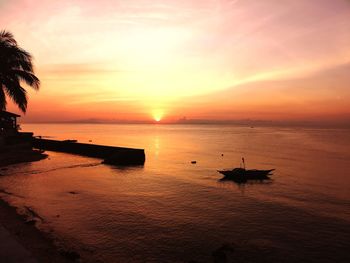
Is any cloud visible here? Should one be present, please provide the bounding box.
[39,63,124,76]
[2,0,350,122]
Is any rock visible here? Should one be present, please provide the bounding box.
[212,243,235,263]
[25,219,36,225]
[59,249,80,261]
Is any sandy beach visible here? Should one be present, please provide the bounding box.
[0,197,75,263]
[0,154,78,263]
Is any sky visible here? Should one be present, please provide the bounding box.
[1,0,350,123]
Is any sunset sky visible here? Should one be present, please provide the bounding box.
[1,0,350,123]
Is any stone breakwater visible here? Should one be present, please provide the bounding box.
[33,138,145,166]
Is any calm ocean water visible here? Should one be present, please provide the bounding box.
[1,124,350,262]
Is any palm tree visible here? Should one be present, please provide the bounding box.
[0,30,40,113]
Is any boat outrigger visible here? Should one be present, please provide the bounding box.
[218,158,274,183]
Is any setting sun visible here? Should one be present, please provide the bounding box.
[3,0,349,124]
[152,109,163,122]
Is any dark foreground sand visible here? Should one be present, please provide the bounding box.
[0,152,80,263]
[0,198,76,263]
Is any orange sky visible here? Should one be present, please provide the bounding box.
[1,0,350,123]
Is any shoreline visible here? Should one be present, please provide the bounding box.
[0,150,48,168]
[0,197,75,263]
[0,156,81,263]
[0,197,82,263]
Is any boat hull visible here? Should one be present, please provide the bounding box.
[218,169,274,183]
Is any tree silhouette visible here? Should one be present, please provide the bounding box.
[0,30,40,113]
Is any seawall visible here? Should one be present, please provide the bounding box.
[33,138,145,165]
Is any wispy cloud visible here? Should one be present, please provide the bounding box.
[39,63,125,76]
[2,0,350,121]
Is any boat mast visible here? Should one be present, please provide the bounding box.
[242,157,246,169]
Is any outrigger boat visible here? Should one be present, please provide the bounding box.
[218,158,274,183]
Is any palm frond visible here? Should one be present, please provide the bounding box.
[0,86,6,111]
[3,79,28,113]
[0,44,34,72]
[0,29,39,112]
[0,30,17,45]
[6,69,40,90]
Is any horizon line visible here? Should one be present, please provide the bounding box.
[20,119,350,128]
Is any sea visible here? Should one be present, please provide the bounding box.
[0,124,349,262]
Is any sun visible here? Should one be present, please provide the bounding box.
[152,109,163,122]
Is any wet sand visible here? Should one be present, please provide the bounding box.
[0,153,77,263]
[0,198,74,263]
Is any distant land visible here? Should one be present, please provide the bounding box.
[22,118,350,128]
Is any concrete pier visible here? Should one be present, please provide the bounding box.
[33,138,145,165]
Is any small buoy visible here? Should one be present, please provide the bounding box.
[191,161,197,164]
[221,154,224,156]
